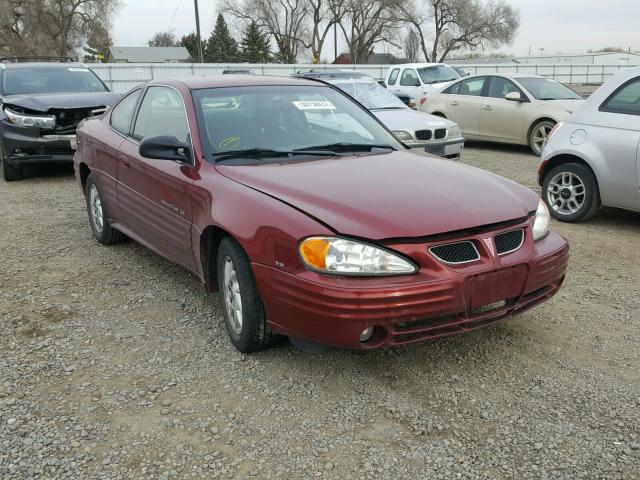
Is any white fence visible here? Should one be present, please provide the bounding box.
[90,62,640,93]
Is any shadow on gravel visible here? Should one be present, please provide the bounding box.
[16,163,74,181]
[464,140,537,157]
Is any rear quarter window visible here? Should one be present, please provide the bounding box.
[387,68,400,86]
[443,82,460,95]
[600,77,640,116]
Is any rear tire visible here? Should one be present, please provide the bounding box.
[1,147,23,182]
[542,162,600,222]
[85,174,126,244]
[529,120,556,156]
[216,237,281,353]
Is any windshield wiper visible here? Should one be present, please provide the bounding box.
[213,148,338,162]
[371,106,405,110]
[295,143,396,153]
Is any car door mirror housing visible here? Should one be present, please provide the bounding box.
[505,92,524,102]
[139,135,192,163]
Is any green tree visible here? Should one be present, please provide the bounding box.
[240,21,271,63]
[179,32,204,61]
[205,13,239,62]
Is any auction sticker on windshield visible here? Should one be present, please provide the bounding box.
[293,100,336,110]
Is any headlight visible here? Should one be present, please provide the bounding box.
[298,237,417,276]
[4,107,56,129]
[392,130,413,141]
[533,200,550,241]
[447,126,462,138]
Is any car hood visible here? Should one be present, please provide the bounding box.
[539,99,584,113]
[372,108,454,131]
[216,152,538,240]
[2,91,121,112]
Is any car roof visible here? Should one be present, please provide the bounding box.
[153,75,326,90]
[452,73,547,81]
[391,63,448,69]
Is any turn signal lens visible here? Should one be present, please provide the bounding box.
[298,237,417,276]
[299,237,330,270]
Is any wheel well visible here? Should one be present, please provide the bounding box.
[431,112,447,118]
[200,226,231,292]
[79,163,91,192]
[527,117,556,143]
[539,154,599,190]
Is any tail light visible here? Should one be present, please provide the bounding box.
[419,96,428,108]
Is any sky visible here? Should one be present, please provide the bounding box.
[112,0,640,59]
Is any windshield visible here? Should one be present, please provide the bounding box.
[2,66,108,95]
[193,85,403,161]
[417,65,461,85]
[331,79,406,110]
[518,77,582,100]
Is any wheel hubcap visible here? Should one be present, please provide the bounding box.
[89,185,104,232]
[547,171,586,215]
[222,256,243,335]
[533,124,552,153]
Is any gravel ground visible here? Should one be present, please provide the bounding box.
[1,146,639,480]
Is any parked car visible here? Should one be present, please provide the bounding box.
[293,70,464,158]
[421,73,584,155]
[539,67,640,222]
[0,56,121,181]
[385,63,462,99]
[74,75,568,353]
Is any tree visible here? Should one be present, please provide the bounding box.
[305,0,344,63]
[0,0,120,58]
[205,13,239,62]
[148,31,177,47]
[179,32,204,61]
[337,0,406,64]
[83,20,112,61]
[404,29,421,62]
[223,0,307,63]
[240,21,271,63]
[398,0,519,62]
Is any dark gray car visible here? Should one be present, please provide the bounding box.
[0,58,121,181]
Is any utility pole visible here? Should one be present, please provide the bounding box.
[334,22,338,62]
[194,0,204,63]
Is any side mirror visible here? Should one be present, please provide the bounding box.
[505,91,524,102]
[139,135,192,163]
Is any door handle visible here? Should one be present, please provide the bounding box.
[450,101,459,106]
[119,155,130,168]
[483,105,493,110]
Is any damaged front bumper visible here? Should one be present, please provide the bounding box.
[1,122,76,165]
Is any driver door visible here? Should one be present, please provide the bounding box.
[116,86,196,270]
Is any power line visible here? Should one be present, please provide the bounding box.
[169,0,184,31]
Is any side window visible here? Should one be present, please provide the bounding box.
[443,82,460,95]
[132,86,190,143]
[600,77,640,115]
[400,69,420,87]
[387,68,400,86]
[110,89,141,135]
[458,77,486,96]
[487,77,523,99]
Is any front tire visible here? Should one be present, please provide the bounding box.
[216,237,280,353]
[1,147,23,182]
[85,174,126,244]
[542,162,600,222]
[529,120,556,156]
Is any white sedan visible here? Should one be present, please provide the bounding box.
[420,73,584,155]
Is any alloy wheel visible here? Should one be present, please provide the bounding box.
[223,256,243,335]
[532,124,553,155]
[546,171,586,215]
[89,184,104,232]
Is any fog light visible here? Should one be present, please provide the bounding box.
[359,327,374,343]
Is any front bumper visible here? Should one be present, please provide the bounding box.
[1,122,75,166]
[253,224,568,350]
[408,137,465,159]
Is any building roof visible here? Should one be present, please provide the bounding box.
[447,57,514,65]
[333,52,408,65]
[512,51,640,61]
[107,47,191,63]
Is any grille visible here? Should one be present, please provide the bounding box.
[415,129,432,141]
[434,128,447,139]
[48,106,105,135]
[494,229,524,255]
[429,241,480,264]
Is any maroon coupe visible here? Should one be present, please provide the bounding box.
[74,75,569,352]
